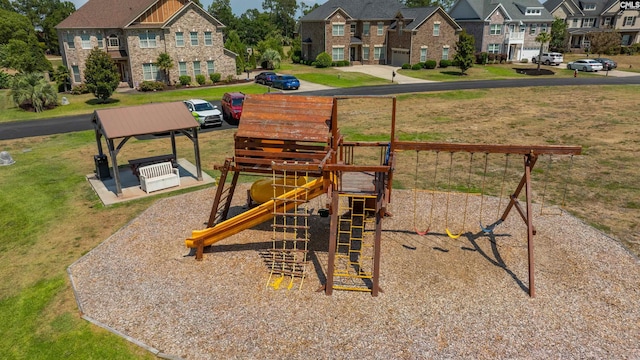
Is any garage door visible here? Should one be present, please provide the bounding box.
[391,49,410,67]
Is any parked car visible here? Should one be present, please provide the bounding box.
[254,71,277,85]
[271,75,300,90]
[183,99,222,128]
[594,58,617,70]
[567,59,604,72]
[532,52,564,66]
[221,92,245,124]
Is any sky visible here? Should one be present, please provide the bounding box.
[68,0,324,16]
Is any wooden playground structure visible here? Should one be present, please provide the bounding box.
[185,94,581,297]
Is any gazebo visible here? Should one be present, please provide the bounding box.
[92,102,203,196]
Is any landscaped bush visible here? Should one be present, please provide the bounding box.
[411,63,422,70]
[138,81,166,91]
[401,63,411,69]
[520,58,529,63]
[224,74,235,83]
[179,75,192,86]
[0,71,11,89]
[424,60,437,69]
[475,52,489,64]
[315,52,332,68]
[209,72,221,83]
[338,60,350,66]
[70,83,90,94]
[195,74,206,85]
[439,59,452,68]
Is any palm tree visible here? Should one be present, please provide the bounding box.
[535,31,552,72]
[10,72,57,112]
[260,49,282,70]
[52,65,71,92]
[156,53,174,85]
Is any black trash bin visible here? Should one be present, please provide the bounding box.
[94,154,111,179]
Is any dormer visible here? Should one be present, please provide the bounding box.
[579,1,597,11]
[525,7,543,16]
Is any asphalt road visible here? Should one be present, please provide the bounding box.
[1,76,639,140]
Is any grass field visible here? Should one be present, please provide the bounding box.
[1,59,639,358]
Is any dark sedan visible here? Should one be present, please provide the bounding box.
[594,58,617,70]
[254,71,277,85]
[271,75,300,90]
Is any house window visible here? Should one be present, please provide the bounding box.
[420,47,427,62]
[190,32,198,46]
[143,63,159,81]
[363,46,369,60]
[332,24,344,36]
[377,22,384,36]
[582,18,596,27]
[179,62,187,76]
[350,23,356,34]
[583,3,596,10]
[529,24,537,35]
[571,19,578,27]
[374,45,385,60]
[442,47,449,60]
[520,24,526,32]
[108,34,119,47]
[488,44,500,53]
[525,8,541,15]
[176,32,184,47]
[624,16,636,26]
[193,61,201,76]
[363,22,370,36]
[66,34,75,49]
[207,60,215,75]
[71,65,80,82]
[332,46,344,61]
[490,24,502,35]
[603,17,611,27]
[81,34,91,49]
[433,23,440,36]
[204,31,212,46]
[97,34,104,47]
[622,34,632,45]
[541,24,548,33]
[139,32,156,48]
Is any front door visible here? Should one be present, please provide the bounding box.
[350,46,357,62]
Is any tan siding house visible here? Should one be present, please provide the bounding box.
[56,0,236,88]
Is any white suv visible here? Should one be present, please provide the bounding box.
[532,52,563,66]
[183,99,223,128]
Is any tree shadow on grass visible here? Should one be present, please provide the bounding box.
[440,71,467,76]
[85,98,121,106]
[513,68,555,76]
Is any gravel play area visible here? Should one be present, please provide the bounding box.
[68,185,640,359]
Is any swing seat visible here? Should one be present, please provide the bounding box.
[414,226,429,236]
[446,228,463,239]
[479,219,503,234]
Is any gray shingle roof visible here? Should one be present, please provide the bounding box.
[301,0,405,21]
[453,0,554,22]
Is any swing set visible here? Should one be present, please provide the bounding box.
[399,142,581,297]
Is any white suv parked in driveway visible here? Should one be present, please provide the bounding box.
[532,52,564,66]
[183,99,223,128]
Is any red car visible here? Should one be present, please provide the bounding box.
[221,92,245,124]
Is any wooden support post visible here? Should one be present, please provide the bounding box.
[525,153,536,297]
[325,189,340,295]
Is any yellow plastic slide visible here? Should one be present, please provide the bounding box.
[185,177,325,249]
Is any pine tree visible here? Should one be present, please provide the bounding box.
[84,48,120,102]
[454,30,475,75]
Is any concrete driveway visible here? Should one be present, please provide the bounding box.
[335,64,436,84]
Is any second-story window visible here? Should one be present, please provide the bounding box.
[108,34,119,47]
[582,18,596,27]
[624,16,636,26]
[204,31,212,46]
[433,23,440,36]
[332,24,344,36]
[377,22,384,36]
[541,24,548,33]
[176,32,184,47]
[363,22,370,36]
[97,33,104,47]
[190,32,198,46]
[490,24,502,35]
[350,23,356,34]
[139,32,156,48]
[529,23,537,35]
[66,34,75,49]
[81,34,91,49]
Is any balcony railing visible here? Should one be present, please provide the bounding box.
[504,31,525,44]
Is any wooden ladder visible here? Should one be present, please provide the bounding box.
[207,158,239,227]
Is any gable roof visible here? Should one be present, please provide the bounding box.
[56,0,159,29]
[396,7,462,31]
[301,0,404,21]
[450,0,554,22]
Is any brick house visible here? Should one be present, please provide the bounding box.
[543,0,640,50]
[55,0,236,88]
[298,0,462,66]
[449,0,555,61]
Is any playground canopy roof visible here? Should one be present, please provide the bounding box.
[93,102,199,138]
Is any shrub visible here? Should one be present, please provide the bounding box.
[138,81,166,91]
[0,71,11,89]
[411,63,422,70]
[520,58,529,63]
[424,60,437,69]
[315,52,332,68]
[339,60,350,66]
[209,72,221,83]
[439,59,452,68]
[70,83,90,94]
[225,74,235,83]
[196,74,206,85]
[476,52,489,64]
[291,54,301,63]
[401,63,411,69]
[179,75,192,86]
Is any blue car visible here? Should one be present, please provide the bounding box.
[271,75,300,90]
